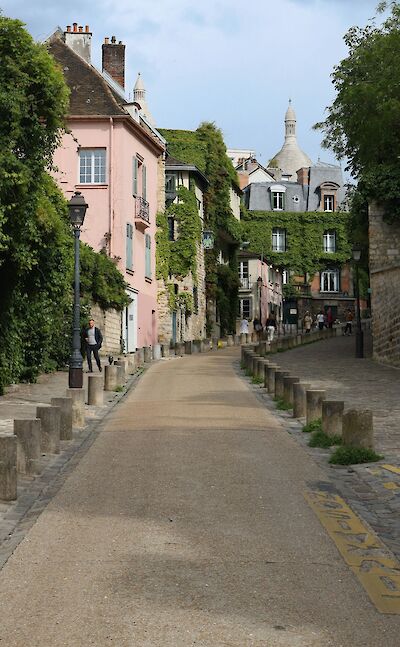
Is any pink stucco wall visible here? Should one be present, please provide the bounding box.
[53,116,162,349]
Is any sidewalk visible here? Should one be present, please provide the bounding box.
[0,349,399,645]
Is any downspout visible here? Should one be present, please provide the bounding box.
[109,117,114,257]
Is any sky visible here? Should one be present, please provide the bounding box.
[1,0,382,169]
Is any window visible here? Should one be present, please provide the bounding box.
[321,269,339,292]
[238,298,252,320]
[238,260,249,287]
[132,157,138,195]
[323,230,336,253]
[282,269,289,285]
[272,228,286,252]
[142,164,147,201]
[145,234,151,279]
[324,194,335,212]
[166,174,176,194]
[272,191,285,210]
[126,223,133,270]
[79,149,106,184]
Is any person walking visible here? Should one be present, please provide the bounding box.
[83,318,103,372]
[327,307,334,329]
[240,317,249,335]
[344,309,354,335]
[303,311,313,334]
[266,312,277,342]
[316,311,325,331]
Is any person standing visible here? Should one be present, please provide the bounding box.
[83,318,103,372]
[303,311,313,334]
[344,309,354,335]
[316,311,325,331]
[266,312,277,342]
[240,317,249,335]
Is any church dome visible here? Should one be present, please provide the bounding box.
[269,101,312,181]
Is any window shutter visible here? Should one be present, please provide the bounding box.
[132,157,138,195]
[142,164,147,201]
[126,223,133,270]
[145,234,151,278]
[282,192,286,210]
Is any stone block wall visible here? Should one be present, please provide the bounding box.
[369,202,400,366]
[90,303,121,355]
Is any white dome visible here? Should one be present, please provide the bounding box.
[269,102,312,181]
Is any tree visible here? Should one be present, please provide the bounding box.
[315,1,400,221]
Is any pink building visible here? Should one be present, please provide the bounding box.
[49,25,165,352]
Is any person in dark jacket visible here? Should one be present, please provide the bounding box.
[82,318,103,372]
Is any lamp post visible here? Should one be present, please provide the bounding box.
[257,275,262,331]
[68,191,88,388]
[352,244,364,359]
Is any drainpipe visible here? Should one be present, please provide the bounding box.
[108,117,114,257]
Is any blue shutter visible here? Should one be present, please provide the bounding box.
[126,223,133,270]
[142,164,147,201]
[145,234,151,278]
[132,157,138,195]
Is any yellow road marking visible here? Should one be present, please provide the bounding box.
[383,482,400,490]
[381,464,400,476]
[304,490,400,614]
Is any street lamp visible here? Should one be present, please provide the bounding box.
[352,244,364,359]
[68,191,88,388]
[257,275,262,330]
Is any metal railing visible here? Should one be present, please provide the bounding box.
[135,196,150,224]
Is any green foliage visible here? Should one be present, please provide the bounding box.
[274,398,292,410]
[240,210,351,275]
[329,445,383,465]
[158,129,208,174]
[315,2,400,221]
[80,245,130,311]
[251,375,264,384]
[302,418,322,434]
[216,263,240,335]
[309,430,342,448]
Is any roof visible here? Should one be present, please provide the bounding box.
[165,155,209,186]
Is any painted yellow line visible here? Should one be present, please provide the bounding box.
[304,490,400,614]
[381,464,400,476]
[383,482,400,490]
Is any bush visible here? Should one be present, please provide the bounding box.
[302,419,322,434]
[329,446,383,465]
[274,397,292,411]
[309,430,342,448]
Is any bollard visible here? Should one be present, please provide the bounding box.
[0,436,17,501]
[136,348,145,366]
[51,397,73,441]
[245,350,256,371]
[270,340,278,353]
[283,376,300,406]
[104,364,118,391]
[14,419,41,475]
[266,364,279,393]
[306,390,326,425]
[153,344,162,360]
[37,406,61,454]
[175,342,184,356]
[342,409,374,449]
[227,335,234,347]
[252,355,262,376]
[143,346,152,363]
[161,344,170,358]
[293,383,311,418]
[192,340,201,354]
[274,370,290,399]
[200,340,206,353]
[234,335,241,345]
[185,341,193,355]
[66,388,85,428]
[257,358,269,381]
[114,360,127,379]
[322,401,344,438]
[88,375,104,406]
[126,354,136,374]
[115,364,125,386]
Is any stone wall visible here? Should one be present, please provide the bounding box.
[90,303,121,355]
[369,202,400,366]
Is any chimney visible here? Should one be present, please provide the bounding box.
[297,167,310,186]
[64,22,92,64]
[102,36,125,89]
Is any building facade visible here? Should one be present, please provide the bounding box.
[237,252,283,333]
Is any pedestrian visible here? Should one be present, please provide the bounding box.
[240,317,249,335]
[327,307,334,329]
[344,309,354,335]
[82,318,103,372]
[253,317,262,340]
[303,311,313,334]
[316,311,325,331]
[266,312,277,342]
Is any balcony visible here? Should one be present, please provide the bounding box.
[239,277,254,290]
[135,197,150,231]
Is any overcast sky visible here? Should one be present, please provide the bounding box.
[2,0,381,168]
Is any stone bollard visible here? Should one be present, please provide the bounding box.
[192,340,200,354]
[234,335,241,345]
[37,406,61,454]
[274,370,290,399]
[283,376,300,406]
[136,348,145,366]
[293,383,311,418]
[245,351,255,370]
[240,333,246,345]
[252,355,262,376]
[322,401,344,438]
[114,360,127,380]
[342,409,374,449]
[88,375,104,406]
[227,335,234,347]
[14,419,41,475]
[104,364,118,391]
[270,340,278,353]
[115,364,125,386]
[265,364,279,393]
[211,337,219,350]
[144,346,152,363]
[127,354,136,373]
[200,340,206,353]
[185,341,193,355]
[257,358,269,381]
[175,342,184,356]
[306,390,326,425]
[297,334,302,345]
[66,388,85,428]
[51,397,73,441]
[161,344,170,358]
[0,436,17,501]
[153,344,162,360]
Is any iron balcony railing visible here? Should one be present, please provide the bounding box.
[135,196,150,225]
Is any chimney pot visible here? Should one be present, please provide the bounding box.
[66,25,71,32]
[85,25,90,33]
[73,22,78,32]
[78,26,83,33]
[111,36,116,43]
[104,37,109,44]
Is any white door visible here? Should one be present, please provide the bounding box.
[123,290,137,353]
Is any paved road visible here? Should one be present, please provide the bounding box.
[0,349,399,646]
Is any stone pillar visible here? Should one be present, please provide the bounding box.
[51,397,73,441]
[274,370,290,399]
[245,333,251,344]
[116,364,125,385]
[252,355,261,376]
[14,419,41,475]
[185,341,193,355]
[66,388,85,428]
[126,354,136,373]
[322,401,344,438]
[266,365,279,393]
[234,335,241,345]
[192,340,200,354]
[0,436,17,501]
[161,344,170,358]
[292,383,309,418]
[306,390,326,425]
[144,346,152,362]
[257,358,269,380]
[153,344,162,360]
[283,376,300,406]
[88,375,104,406]
[226,335,234,347]
[114,360,127,379]
[212,336,219,350]
[136,348,145,366]
[270,340,278,353]
[37,405,61,454]
[104,365,118,391]
[342,409,374,449]
[245,351,255,370]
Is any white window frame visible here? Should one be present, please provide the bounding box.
[320,269,340,293]
[323,230,336,253]
[270,184,287,211]
[324,194,335,212]
[272,227,286,252]
[239,298,252,320]
[238,260,250,288]
[79,148,106,184]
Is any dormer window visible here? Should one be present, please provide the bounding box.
[324,195,335,212]
[270,184,287,211]
[319,181,340,212]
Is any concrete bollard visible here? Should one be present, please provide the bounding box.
[293,383,311,418]
[136,348,145,366]
[200,340,206,353]
[322,401,344,438]
[144,346,152,363]
[257,358,269,381]
[265,364,279,393]
[114,360,127,380]
[245,351,255,370]
[306,390,326,425]
[234,335,241,345]
[227,335,234,347]
[153,344,162,360]
[175,342,184,356]
[342,409,374,449]
[192,340,201,354]
[126,354,136,373]
[104,365,118,391]
[161,344,170,358]
[88,375,104,406]
[37,406,61,454]
[211,337,219,350]
[274,370,290,399]
[252,355,262,376]
[66,388,85,428]
[185,341,193,355]
[270,340,278,353]
[51,397,73,441]
[0,436,17,501]
[115,364,125,386]
[283,376,300,406]
[14,419,41,475]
